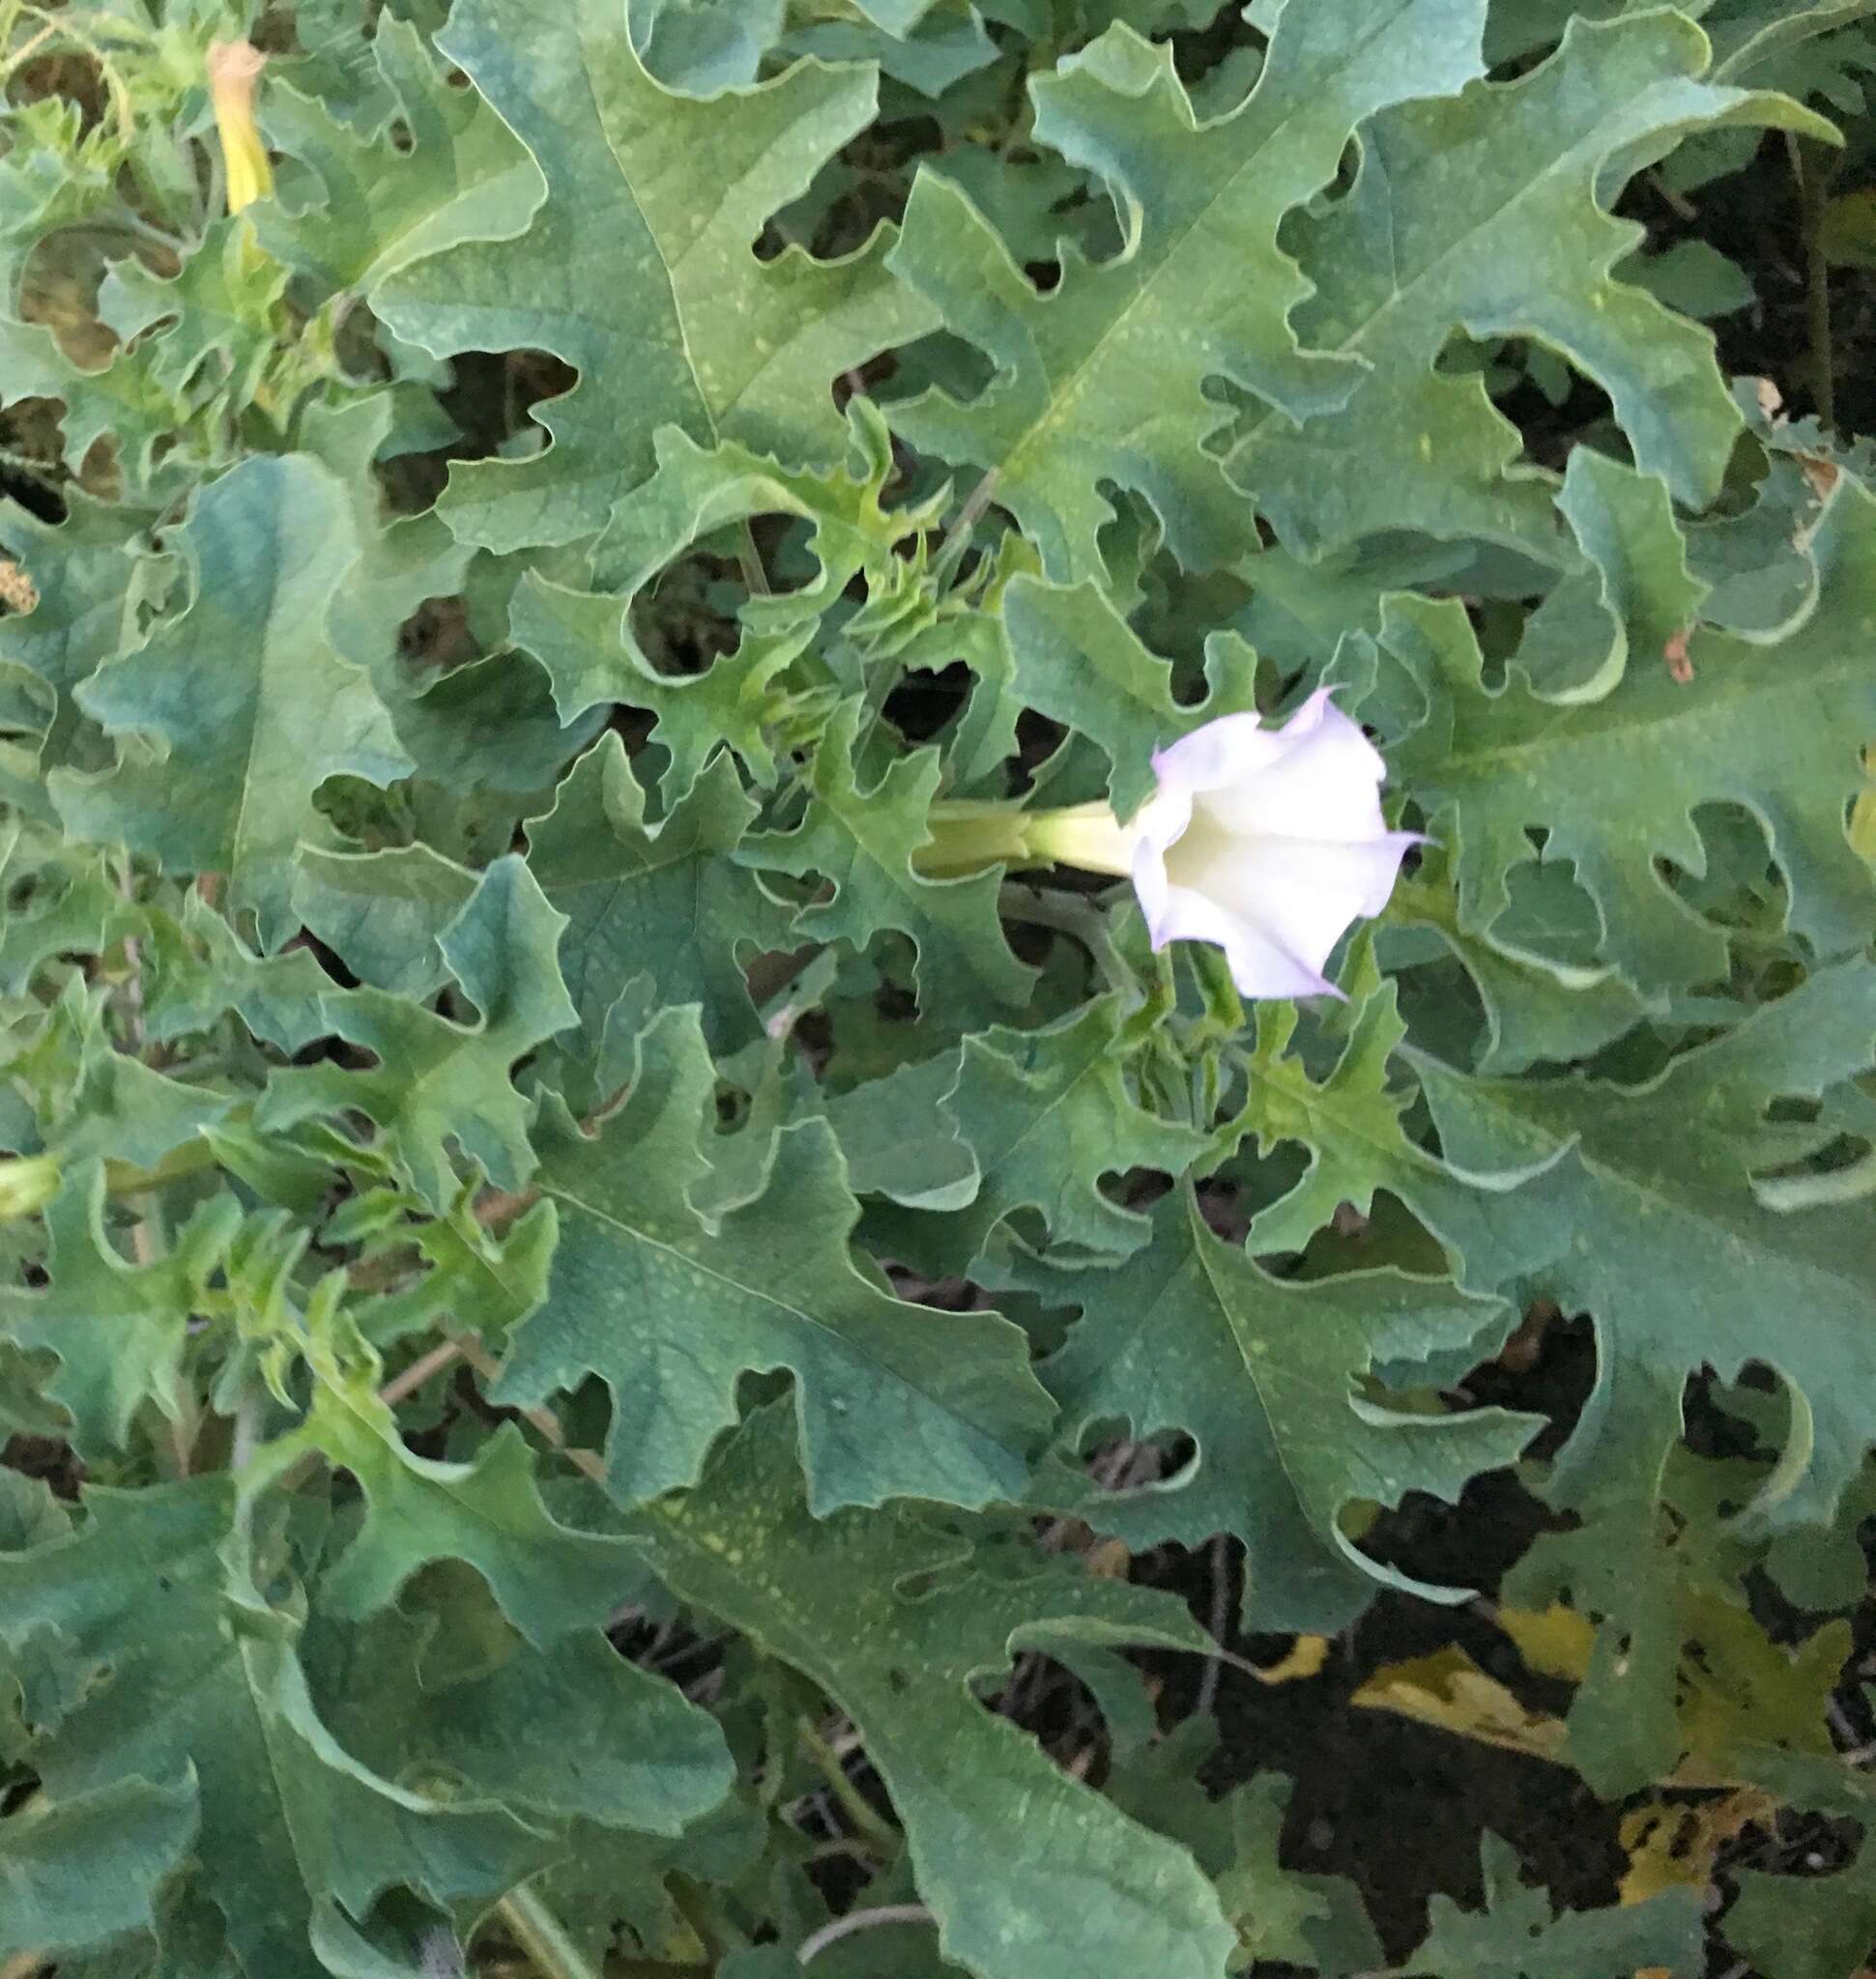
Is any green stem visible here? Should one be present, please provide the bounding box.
[931,469,1000,591]
[999,882,1134,998]
[798,1718,900,1856]
[496,1886,604,1979]
[1189,943,1246,1039]
[736,522,771,599]
[669,1876,746,1957]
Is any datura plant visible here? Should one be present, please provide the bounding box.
[1,0,1875,1975]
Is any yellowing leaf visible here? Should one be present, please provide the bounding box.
[1351,1648,1571,1765]
[1618,1789,1775,1906]
[1852,745,1876,863]
[1497,1602,1596,1683]
[1246,1635,1331,1686]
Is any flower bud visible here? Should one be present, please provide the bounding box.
[208,40,272,215]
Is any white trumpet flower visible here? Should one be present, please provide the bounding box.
[1022,692,1420,998]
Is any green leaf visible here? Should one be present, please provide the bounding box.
[50,455,413,950]
[1229,952,1490,1260]
[1513,449,1709,703]
[888,996,1208,1267]
[493,1003,1054,1511]
[142,890,340,1056]
[1000,575,1260,815]
[258,855,578,1209]
[820,1056,981,1210]
[256,14,541,299]
[0,315,191,504]
[271,1304,645,1649]
[96,219,287,410]
[0,1164,240,1459]
[787,5,999,99]
[1506,1413,1855,1795]
[0,1773,198,1960]
[288,397,482,721]
[308,1583,734,1840]
[1384,849,1657,1076]
[375,0,935,551]
[512,571,809,797]
[1398,1834,1702,1976]
[390,1630,732,1831]
[1368,477,1876,992]
[19,977,236,1173]
[1406,959,1876,1530]
[1225,11,1833,559]
[0,1478,544,1979]
[1107,1729,1381,1974]
[290,844,478,1002]
[0,832,138,996]
[354,1188,558,1354]
[589,396,938,618]
[741,700,1033,1017]
[0,491,156,780]
[634,1403,1238,1979]
[1724,1832,1876,1979]
[1007,1188,1534,1631]
[886,0,1492,580]
[1705,0,1876,80]
[636,0,788,91]
[526,733,792,1057]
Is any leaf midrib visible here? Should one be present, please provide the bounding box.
[1002,2,1420,484]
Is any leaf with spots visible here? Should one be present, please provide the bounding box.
[631,1402,1236,1979]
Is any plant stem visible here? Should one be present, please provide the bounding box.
[797,1717,900,1856]
[0,18,56,83]
[931,469,999,589]
[797,1905,936,1965]
[378,1336,466,1406]
[447,1329,608,1484]
[495,1886,604,1979]
[999,882,1134,998]
[736,522,771,598]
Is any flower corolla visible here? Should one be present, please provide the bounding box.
[1026,692,1419,998]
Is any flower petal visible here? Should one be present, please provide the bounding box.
[1194,696,1391,842]
[1234,836,1418,967]
[1136,868,1338,999]
[1148,710,1291,800]
[1126,696,1414,999]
